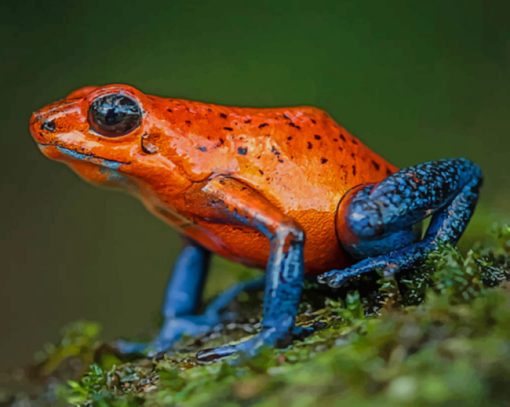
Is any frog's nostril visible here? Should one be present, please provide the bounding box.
[41,119,56,132]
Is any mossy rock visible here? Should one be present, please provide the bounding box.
[2,225,510,406]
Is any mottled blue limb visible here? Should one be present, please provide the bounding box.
[197,228,304,362]
[116,241,264,356]
[319,158,482,287]
[196,226,305,360]
[161,241,210,318]
[194,177,306,361]
[116,240,210,354]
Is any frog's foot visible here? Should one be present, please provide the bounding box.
[115,314,221,356]
[318,238,434,287]
[196,325,314,362]
[115,277,265,356]
[321,158,482,288]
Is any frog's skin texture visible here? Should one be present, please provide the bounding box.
[29,84,483,360]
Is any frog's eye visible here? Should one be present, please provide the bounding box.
[88,93,142,137]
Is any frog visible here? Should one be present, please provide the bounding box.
[29,84,483,361]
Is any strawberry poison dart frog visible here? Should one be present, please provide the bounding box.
[29,84,482,360]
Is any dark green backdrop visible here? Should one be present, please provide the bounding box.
[1,0,509,370]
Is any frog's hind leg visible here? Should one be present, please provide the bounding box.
[115,241,264,356]
[319,158,482,288]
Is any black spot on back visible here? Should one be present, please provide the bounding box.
[271,146,284,163]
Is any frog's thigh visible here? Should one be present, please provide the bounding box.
[185,177,292,233]
[320,158,483,287]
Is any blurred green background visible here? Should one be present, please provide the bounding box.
[0,0,509,371]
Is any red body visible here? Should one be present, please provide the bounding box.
[30,84,397,274]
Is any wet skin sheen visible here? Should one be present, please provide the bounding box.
[29,84,483,360]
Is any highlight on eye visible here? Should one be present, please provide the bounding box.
[88,93,142,137]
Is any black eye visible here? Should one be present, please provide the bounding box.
[88,93,142,137]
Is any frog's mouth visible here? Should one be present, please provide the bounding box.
[37,143,134,187]
[37,143,130,170]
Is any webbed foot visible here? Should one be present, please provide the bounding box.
[115,277,265,356]
[196,325,314,362]
[115,313,221,356]
[318,239,433,288]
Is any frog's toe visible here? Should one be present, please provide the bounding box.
[318,259,376,288]
[317,256,402,288]
[196,343,238,362]
[196,331,275,362]
[114,314,221,357]
[316,269,349,288]
[318,240,436,288]
[114,339,151,355]
[196,325,313,362]
[114,338,176,357]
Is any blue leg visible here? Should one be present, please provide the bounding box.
[196,227,305,361]
[116,240,264,355]
[187,177,307,361]
[319,158,483,287]
[162,240,210,318]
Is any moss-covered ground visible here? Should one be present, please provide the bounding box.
[2,225,510,406]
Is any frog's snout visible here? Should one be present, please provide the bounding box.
[29,100,81,145]
[29,111,47,144]
[30,112,56,143]
[30,112,57,137]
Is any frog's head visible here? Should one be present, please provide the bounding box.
[30,84,175,192]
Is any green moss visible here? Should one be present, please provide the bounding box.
[3,225,510,406]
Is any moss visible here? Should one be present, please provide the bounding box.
[3,225,510,406]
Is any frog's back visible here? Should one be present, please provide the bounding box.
[156,98,396,191]
[153,97,397,272]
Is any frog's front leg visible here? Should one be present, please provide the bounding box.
[116,240,264,356]
[319,158,483,287]
[185,177,306,361]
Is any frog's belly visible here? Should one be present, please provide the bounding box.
[147,193,352,273]
[185,210,353,274]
